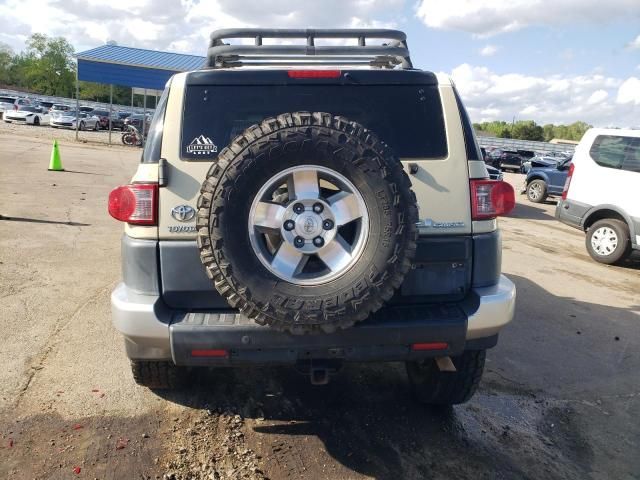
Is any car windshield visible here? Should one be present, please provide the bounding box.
[0,97,16,103]
[19,106,38,112]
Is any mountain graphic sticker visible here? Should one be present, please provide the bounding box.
[186,135,218,155]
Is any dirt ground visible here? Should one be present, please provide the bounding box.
[0,125,638,480]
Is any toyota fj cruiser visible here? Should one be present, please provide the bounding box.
[109,29,516,405]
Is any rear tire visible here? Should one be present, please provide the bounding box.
[79,121,85,131]
[526,179,547,203]
[586,219,631,265]
[406,350,485,405]
[130,361,185,389]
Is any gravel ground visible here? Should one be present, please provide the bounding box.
[0,132,638,480]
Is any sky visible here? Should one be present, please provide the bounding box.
[0,0,638,127]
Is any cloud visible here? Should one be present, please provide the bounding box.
[479,45,498,56]
[616,77,640,105]
[587,89,608,104]
[416,0,640,36]
[628,34,640,49]
[447,63,637,127]
[0,0,406,54]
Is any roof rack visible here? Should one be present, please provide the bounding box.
[205,28,413,70]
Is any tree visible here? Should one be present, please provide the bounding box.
[512,120,544,141]
[499,127,512,138]
[0,42,13,85]
[18,34,76,97]
[79,81,132,105]
[474,120,591,142]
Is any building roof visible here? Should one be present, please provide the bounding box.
[76,45,205,72]
[75,44,205,90]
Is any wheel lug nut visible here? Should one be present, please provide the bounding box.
[312,203,324,214]
[293,203,305,214]
[313,236,325,247]
[294,236,305,248]
[322,219,334,230]
[283,220,295,231]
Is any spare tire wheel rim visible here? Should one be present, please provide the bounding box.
[248,165,369,285]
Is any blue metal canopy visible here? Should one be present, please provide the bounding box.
[76,45,205,90]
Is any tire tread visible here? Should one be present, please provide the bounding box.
[196,112,418,334]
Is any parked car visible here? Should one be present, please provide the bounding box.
[3,105,50,126]
[50,110,100,130]
[521,157,572,203]
[0,96,17,118]
[556,128,640,264]
[486,149,524,172]
[108,113,125,130]
[0,97,31,118]
[123,113,151,133]
[107,28,516,404]
[486,164,503,181]
[36,101,54,112]
[51,104,72,114]
[522,155,562,174]
[90,109,111,129]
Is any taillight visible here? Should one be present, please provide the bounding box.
[287,70,341,79]
[470,180,515,220]
[562,163,574,200]
[108,184,157,225]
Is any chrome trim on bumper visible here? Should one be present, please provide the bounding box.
[466,275,516,340]
[111,283,172,360]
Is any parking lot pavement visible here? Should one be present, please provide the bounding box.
[0,140,638,480]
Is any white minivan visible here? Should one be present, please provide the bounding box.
[556,128,640,264]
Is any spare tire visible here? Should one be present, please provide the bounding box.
[196,112,418,334]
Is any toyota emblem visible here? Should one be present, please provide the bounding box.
[171,205,196,222]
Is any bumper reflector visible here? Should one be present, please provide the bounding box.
[191,349,229,358]
[411,342,449,351]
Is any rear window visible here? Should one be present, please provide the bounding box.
[180,85,447,160]
[0,97,15,103]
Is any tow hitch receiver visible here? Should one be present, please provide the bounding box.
[296,360,342,385]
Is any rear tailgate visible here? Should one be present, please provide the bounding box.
[156,70,476,309]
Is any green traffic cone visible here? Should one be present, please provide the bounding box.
[48,140,64,171]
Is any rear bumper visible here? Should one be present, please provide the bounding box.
[555,198,587,229]
[111,275,516,365]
